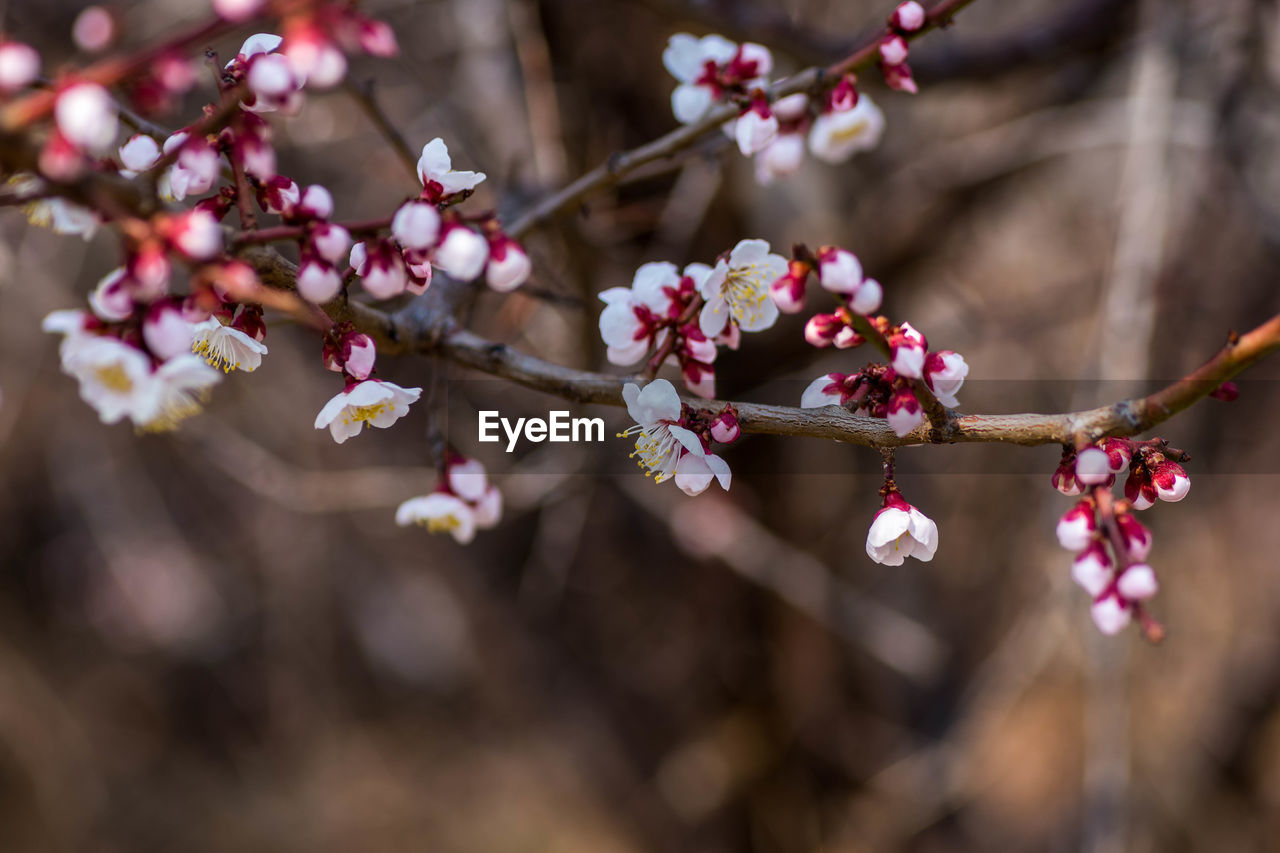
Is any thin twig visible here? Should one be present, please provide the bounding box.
[504,0,979,238]
[343,77,420,184]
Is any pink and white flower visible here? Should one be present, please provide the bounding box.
[417,138,486,201]
[323,330,377,380]
[885,387,923,437]
[892,1,927,32]
[314,379,422,444]
[311,222,351,264]
[732,98,778,156]
[662,34,755,123]
[1091,594,1131,635]
[296,257,343,303]
[159,131,219,201]
[1056,500,1096,551]
[800,373,845,409]
[817,247,863,294]
[434,224,489,281]
[699,239,785,337]
[620,379,730,495]
[1117,563,1158,600]
[888,322,927,378]
[809,94,885,164]
[923,350,967,408]
[599,262,683,364]
[118,134,161,175]
[1075,447,1111,486]
[0,41,39,92]
[143,301,196,360]
[191,315,268,372]
[1151,460,1190,502]
[391,201,441,251]
[1071,542,1114,596]
[60,336,154,425]
[54,82,118,153]
[485,235,531,292]
[1116,512,1151,562]
[866,490,938,565]
[395,493,476,544]
[351,240,408,299]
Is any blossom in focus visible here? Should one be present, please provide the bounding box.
[619,379,730,495]
[866,489,938,566]
[191,315,268,373]
[417,138,486,201]
[699,239,785,337]
[923,350,967,408]
[314,379,422,443]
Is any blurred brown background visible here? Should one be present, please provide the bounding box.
[4,0,1280,850]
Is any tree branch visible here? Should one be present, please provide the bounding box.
[504,0,979,239]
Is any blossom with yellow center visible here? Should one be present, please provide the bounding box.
[191,316,268,373]
[314,379,422,444]
[698,238,785,338]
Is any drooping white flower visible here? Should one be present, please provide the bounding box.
[55,82,118,153]
[808,94,885,164]
[395,493,476,544]
[314,379,421,444]
[1056,501,1096,552]
[866,491,938,566]
[446,457,489,501]
[698,239,785,337]
[191,315,268,372]
[417,138,486,198]
[619,379,730,494]
[1071,542,1113,596]
[1117,563,1158,600]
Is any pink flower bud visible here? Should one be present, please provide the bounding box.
[357,241,407,299]
[886,387,923,437]
[119,134,161,173]
[447,457,489,501]
[292,184,333,220]
[1117,564,1158,600]
[804,312,842,348]
[817,247,863,294]
[888,323,927,378]
[213,0,266,22]
[1116,512,1151,562]
[770,261,810,313]
[283,23,347,88]
[1075,447,1111,485]
[485,236,531,292]
[1124,467,1156,510]
[90,268,133,321]
[72,7,115,53]
[1100,438,1131,473]
[343,333,377,381]
[734,99,778,156]
[168,209,223,260]
[1151,460,1190,502]
[1051,459,1083,496]
[1056,501,1096,551]
[143,301,193,359]
[882,61,918,94]
[435,224,489,281]
[54,82,118,153]
[892,1,926,31]
[0,42,40,91]
[849,278,883,314]
[1091,595,1131,635]
[311,222,352,264]
[391,201,441,251]
[1071,542,1113,596]
[39,132,85,181]
[358,19,398,57]
[247,53,297,99]
[297,257,343,303]
[833,325,863,349]
[879,35,909,67]
[130,244,171,299]
[1210,381,1238,401]
[710,408,740,444]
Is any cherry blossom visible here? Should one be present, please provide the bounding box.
[923,351,967,408]
[892,1,927,32]
[135,355,221,432]
[885,387,923,437]
[58,336,154,425]
[297,257,343,303]
[314,379,422,444]
[1075,447,1111,485]
[732,98,778,156]
[0,41,39,92]
[485,234,532,292]
[417,138,486,202]
[809,93,885,164]
[1091,594,1131,635]
[866,490,938,566]
[119,134,161,176]
[1071,542,1114,596]
[54,82,118,153]
[434,224,489,281]
[395,493,476,544]
[143,302,195,360]
[323,328,377,381]
[350,240,408,299]
[191,315,268,373]
[662,34,770,124]
[619,379,730,495]
[800,373,845,409]
[887,322,926,378]
[1056,500,1096,551]
[699,239,785,337]
[391,201,441,251]
[1151,460,1190,502]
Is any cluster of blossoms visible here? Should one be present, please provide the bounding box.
[662,1,926,184]
[599,238,787,398]
[395,455,503,544]
[619,379,737,495]
[778,244,967,437]
[1054,439,1191,636]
